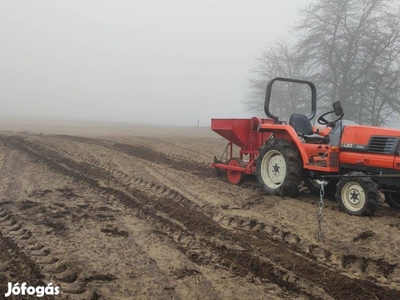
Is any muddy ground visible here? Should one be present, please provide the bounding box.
[0,120,400,300]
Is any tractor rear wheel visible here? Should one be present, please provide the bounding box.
[384,191,400,210]
[335,172,378,216]
[256,139,302,197]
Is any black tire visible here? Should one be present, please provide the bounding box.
[384,191,400,210]
[303,178,337,197]
[256,139,302,197]
[335,171,378,216]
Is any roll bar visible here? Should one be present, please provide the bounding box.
[264,77,317,121]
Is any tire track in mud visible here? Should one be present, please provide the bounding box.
[0,209,55,300]
[0,148,182,299]
[35,134,344,226]
[0,206,92,298]
[49,134,214,177]
[46,134,344,212]
[2,135,400,300]
[0,158,111,299]
[2,136,308,299]
[218,214,399,284]
[26,135,400,283]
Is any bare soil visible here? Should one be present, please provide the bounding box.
[0,120,400,299]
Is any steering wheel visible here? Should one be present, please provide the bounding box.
[317,110,343,127]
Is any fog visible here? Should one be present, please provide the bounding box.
[1,0,311,126]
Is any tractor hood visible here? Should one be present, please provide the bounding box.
[341,125,400,153]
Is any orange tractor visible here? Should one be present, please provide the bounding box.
[212,77,400,216]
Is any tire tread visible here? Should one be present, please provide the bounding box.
[256,139,302,197]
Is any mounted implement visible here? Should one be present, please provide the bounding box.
[212,77,400,216]
[211,118,274,185]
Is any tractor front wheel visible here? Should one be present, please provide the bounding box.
[335,172,378,216]
[256,139,302,197]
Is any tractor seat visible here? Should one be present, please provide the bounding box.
[289,113,325,141]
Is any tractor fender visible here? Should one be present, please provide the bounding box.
[258,124,308,166]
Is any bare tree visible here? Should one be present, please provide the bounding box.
[247,0,400,126]
[298,0,400,125]
[245,40,313,121]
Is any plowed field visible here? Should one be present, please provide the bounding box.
[0,122,400,300]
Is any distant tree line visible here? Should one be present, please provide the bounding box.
[246,0,400,126]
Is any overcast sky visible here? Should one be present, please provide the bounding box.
[1,0,312,126]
